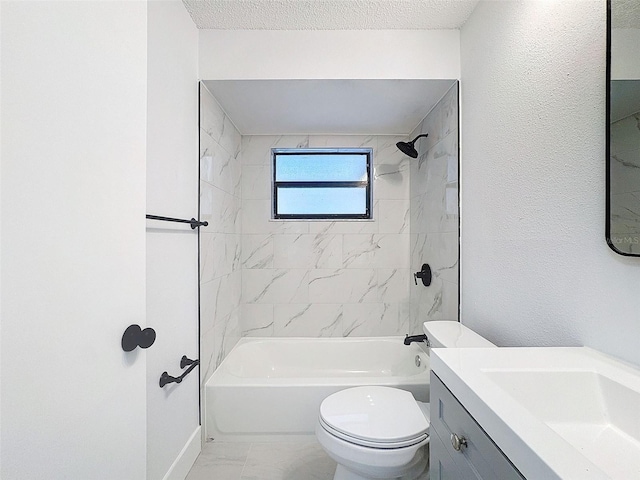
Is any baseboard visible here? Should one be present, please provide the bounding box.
[162,426,202,480]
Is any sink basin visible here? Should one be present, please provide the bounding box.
[430,347,640,479]
[484,369,640,478]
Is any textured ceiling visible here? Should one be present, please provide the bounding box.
[182,0,479,30]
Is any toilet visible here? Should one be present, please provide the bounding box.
[315,321,496,480]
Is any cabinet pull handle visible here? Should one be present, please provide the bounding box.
[451,433,468,452]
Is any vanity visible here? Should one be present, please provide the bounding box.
[430,371,524,479]
[430,347,640,479]
[429,371,524,479]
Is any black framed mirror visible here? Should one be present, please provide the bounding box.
[606,0,640,256]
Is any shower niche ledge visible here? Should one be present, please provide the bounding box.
[430,346,640,480]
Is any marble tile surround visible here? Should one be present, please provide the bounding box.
[610,112,640,254]
[409,84,459,327]
[199,84,243,391]
[200,81,461,378]
[240,134,415,338]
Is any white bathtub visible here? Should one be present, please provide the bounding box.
[205,336,430,440]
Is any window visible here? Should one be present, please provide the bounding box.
[272,148,373,220]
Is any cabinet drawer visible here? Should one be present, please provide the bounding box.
[430,372,524,480]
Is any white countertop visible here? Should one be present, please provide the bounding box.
[430,347,640,480]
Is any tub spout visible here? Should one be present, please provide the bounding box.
[404,334,428,346]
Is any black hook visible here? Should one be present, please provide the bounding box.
[121,324,156,352]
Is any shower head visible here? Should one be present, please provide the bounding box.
[396,141,419,158]
[396,133,429,158]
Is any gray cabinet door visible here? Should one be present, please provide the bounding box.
[430,372,525,480]
[430,424,479,480]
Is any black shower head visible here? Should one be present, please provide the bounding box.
[396,141,419,158]
[396,133,429,158]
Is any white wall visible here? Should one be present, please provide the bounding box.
[1,2,148,478]
[460,0,640,367]
[199,30,460,80]
[146,2,200,479]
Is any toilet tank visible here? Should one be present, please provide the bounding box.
[423,321,496,348]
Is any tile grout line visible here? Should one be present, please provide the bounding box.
[238,441,254,479]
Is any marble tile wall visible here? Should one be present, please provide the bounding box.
[199,84,243,385]
[199,83,460,374]
[610,112,640,254]
[240,135,414,337]
[409,83,459,331]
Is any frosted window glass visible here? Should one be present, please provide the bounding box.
[272,149,372,219]
[277,187,367,215]
[275,154,368,182]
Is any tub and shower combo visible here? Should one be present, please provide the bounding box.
[205,336,429,440]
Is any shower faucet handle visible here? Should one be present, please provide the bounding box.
[413,264,432,287]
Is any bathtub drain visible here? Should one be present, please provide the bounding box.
[415,355,421,367]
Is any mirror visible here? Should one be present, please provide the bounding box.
[607,0,640,256]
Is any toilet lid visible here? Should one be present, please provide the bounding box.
[319,386,429,448]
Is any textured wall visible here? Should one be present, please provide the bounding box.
[240,135,413,338]
[198,30,460,80]
[460,0,640,367]
[409,84,459,330]
[199,85,243,381]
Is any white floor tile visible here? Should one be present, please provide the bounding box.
[186,438,430,480]
[186,441,250,480]
[240,441,335,480]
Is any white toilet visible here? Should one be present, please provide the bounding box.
[315,321,496,480]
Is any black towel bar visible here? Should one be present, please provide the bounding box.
[146,214,208,229]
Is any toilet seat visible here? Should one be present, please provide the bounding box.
[319,386,430,449]
[319,416,428,449]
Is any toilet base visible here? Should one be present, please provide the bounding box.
[330,446,429,480]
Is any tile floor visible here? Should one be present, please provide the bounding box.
[185,438,430,480]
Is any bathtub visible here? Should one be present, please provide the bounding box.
[205,336,430,440]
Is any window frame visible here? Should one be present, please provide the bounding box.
[271,148,374,220]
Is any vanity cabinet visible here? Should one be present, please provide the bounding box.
[430,372,524,480]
